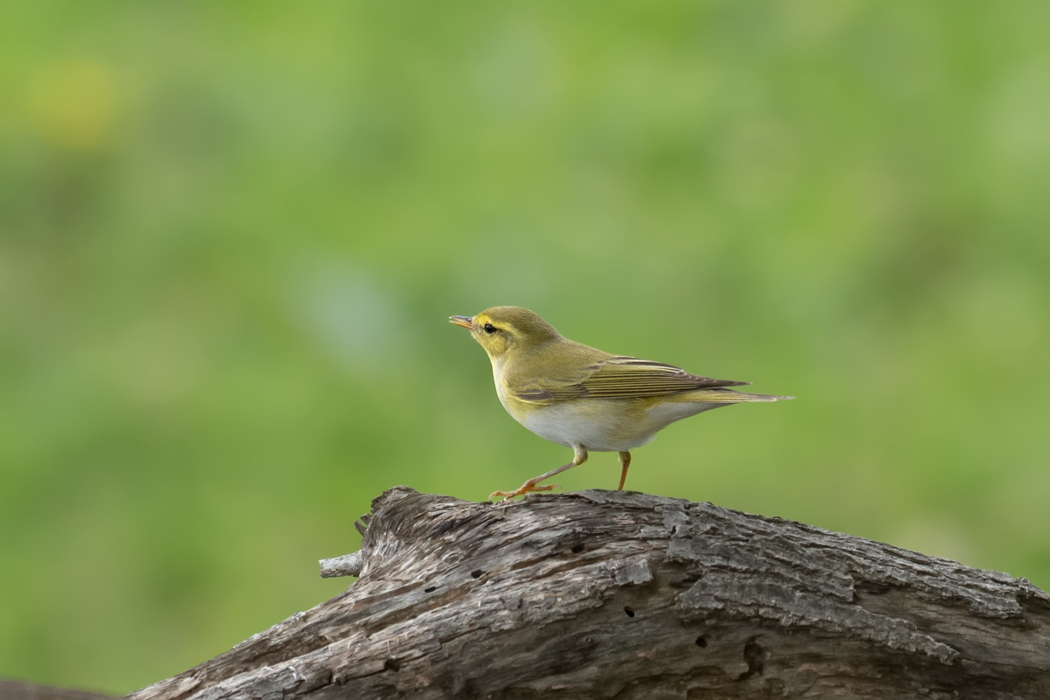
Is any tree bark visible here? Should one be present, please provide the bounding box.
[128,487,1050,699]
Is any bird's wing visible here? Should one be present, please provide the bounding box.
[515,355,749,403]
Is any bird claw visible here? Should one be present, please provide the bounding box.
[489,483,561,501]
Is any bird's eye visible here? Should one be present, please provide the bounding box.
[483,323,497,334]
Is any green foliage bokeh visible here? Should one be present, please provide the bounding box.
[2,0,1049,693]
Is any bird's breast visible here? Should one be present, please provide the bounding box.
[494,380,524,420]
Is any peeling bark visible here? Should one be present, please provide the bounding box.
[129,488,1050,699]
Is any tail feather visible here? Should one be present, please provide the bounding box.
[684,388,793,403]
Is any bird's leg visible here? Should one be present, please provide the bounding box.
[617,450,632,491]
[490,446,588,501]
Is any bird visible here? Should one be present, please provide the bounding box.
[450,306,792,501]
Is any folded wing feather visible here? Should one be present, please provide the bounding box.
[515,356,749,403]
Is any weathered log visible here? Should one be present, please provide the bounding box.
[129,487,1050,699]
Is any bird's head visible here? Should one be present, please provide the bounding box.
[449,306,562,363]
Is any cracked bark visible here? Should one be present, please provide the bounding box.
[128,487,1050,700]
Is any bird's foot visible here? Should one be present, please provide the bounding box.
[489,482,561,501]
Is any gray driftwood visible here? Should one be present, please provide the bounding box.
[129,487,1050,699]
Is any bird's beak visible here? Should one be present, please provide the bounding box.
[449,315,473,329]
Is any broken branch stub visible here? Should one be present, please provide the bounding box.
[131,487,1050,699]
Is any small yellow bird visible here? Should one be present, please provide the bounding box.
[450,306,792,501]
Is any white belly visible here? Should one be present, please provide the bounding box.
[515,399,714,452]
[521,403,649,452]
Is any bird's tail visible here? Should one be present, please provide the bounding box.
[683,388,793,403]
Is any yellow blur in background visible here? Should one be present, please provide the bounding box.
[1,1,1049,694]
[29,60,118,152]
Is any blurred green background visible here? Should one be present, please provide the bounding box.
[2,0,1049,694]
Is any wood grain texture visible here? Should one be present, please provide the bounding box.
[129,487,1050,699]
